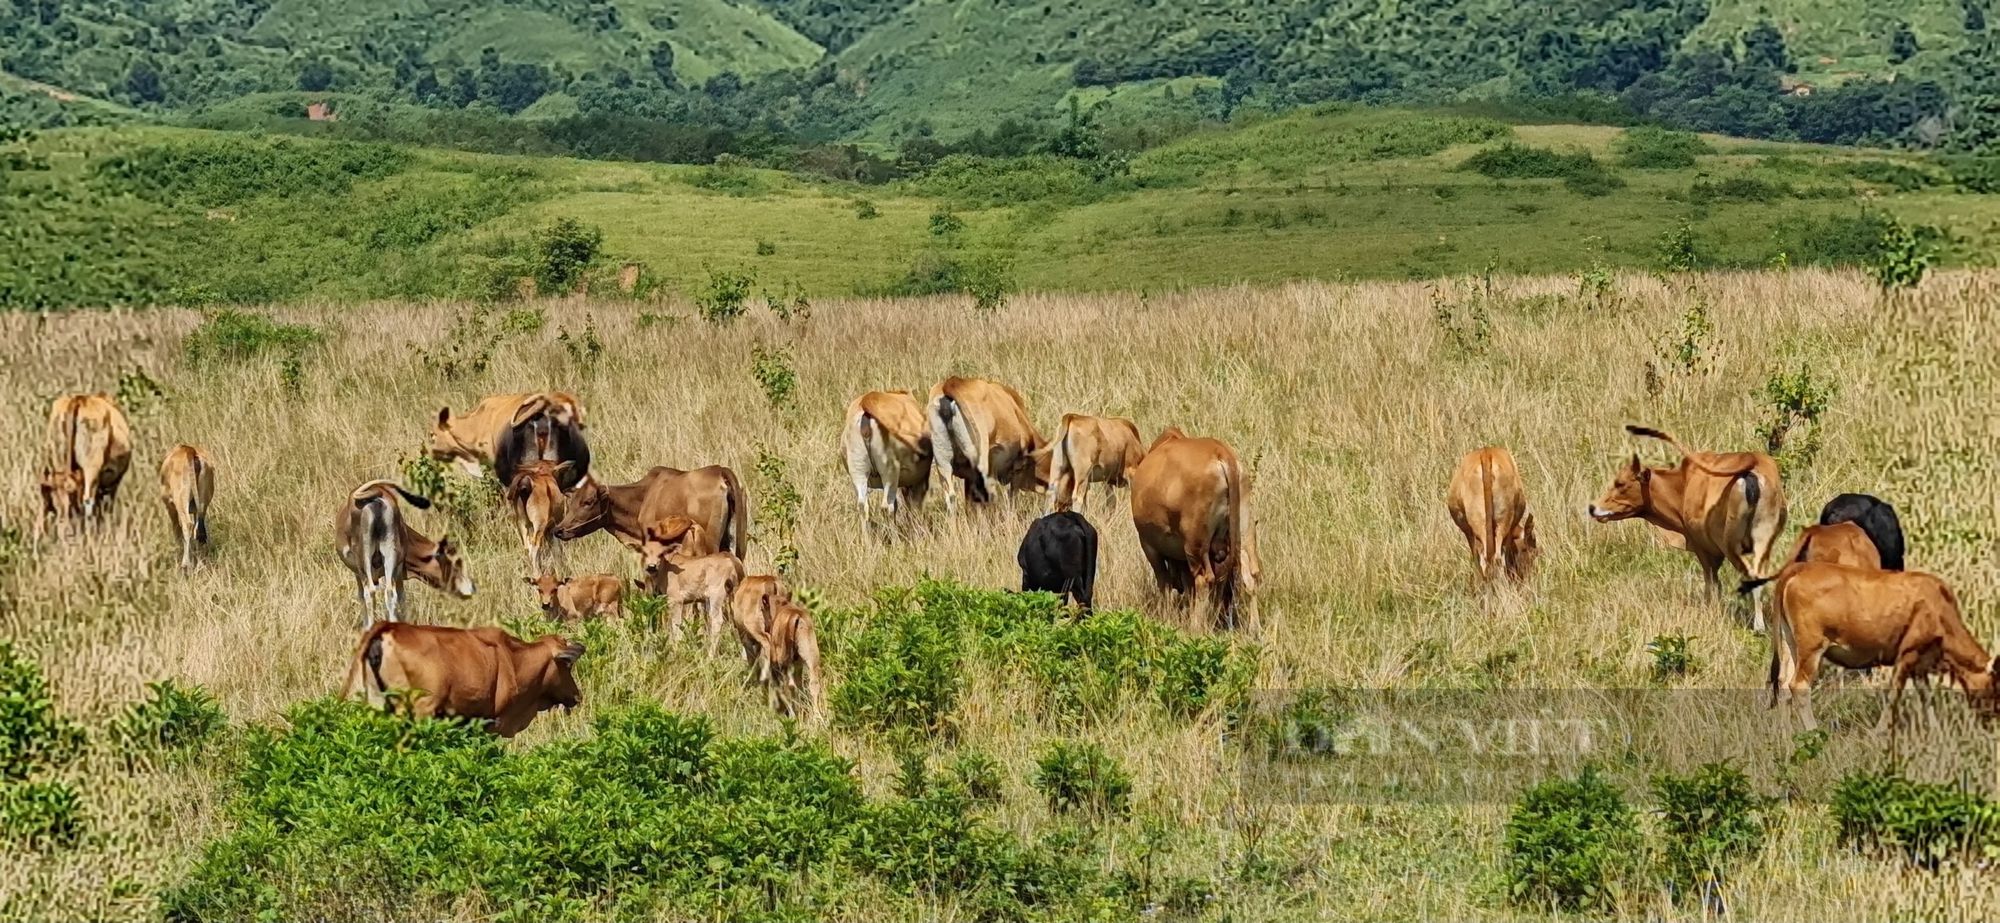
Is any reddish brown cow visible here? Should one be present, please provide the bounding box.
[1040,413,1146,514]
[638,518,746,653]
[526,573,624,621]
[507,460,572,576]
[341,622,584,737]
[1129,428,1262,631]
[553,466,749,559]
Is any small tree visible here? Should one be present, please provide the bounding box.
[531,218,602,295]
[1869,216,1930,293]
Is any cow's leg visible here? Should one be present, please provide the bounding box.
[704,596,727,657]
[1722,549,1765,632]
[355,572,375,630]
[1791,644,1823,730]
[929,412,959,515]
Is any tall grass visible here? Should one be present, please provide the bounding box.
[3,270,1999,919]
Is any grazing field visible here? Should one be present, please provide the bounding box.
[3,268,2000,920]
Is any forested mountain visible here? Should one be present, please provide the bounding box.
[3,0,1998,154]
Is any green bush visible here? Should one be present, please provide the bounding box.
[750,343,798,413]
[695,267,754,324]
[945,751,1006,805]
[1831,770,2000,867]
[530,217,602,295]
[1772,210,1939,268]
[0,642,84,783]
[1646,634,1696,681]
[1460,144,1602,180]
[95,137,408,206]
[1653,763,1766,893]
[1504,765,1640,912]
[1941,156,2000,193]
[1687,176,1790,204]
[830,588,967,736]
[1613,126,1713,168]
[1032,740,1132,819]
[0,780,83,848]
[109,680,227,766]
[1842,159,1939,191]
[183,310,325,367]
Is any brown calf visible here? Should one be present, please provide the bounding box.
[1129,428,1262,631]
[1590,425,1787,629]
[158,444,216,571]
[1445,446,1538,585]
[333,480,475,627]
[638,518,746,654]
[526,573,624,621]
[507,460,572,576]
[1041,413,1146,514]
[342,622,583,738]
[762,595,825,720]
[429,392,586,479]
[730,574,791,676]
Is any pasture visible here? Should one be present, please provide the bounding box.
[3,267,1999,920]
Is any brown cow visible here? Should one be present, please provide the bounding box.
[428,392,585,479]
[1445,446,1537,585]
[40,393,133,531]
[1777,521,1883,571]
[927,376,1046,511]
[507,460,572,576]
[1040,413,1146,514]
[1744,563,1999,734]
[158,444,216,571]
[638,518,745,653]
[334,480,475,627]
[1589,425,1787,629]
[843,390,933,532]
[762,594,825,720]
[341,622,583,738]
[1129,428,1262,631]
[526,573,624,621]
[730,574,791,676]
[553,465,750,558]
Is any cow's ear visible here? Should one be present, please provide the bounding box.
[554,460,576,478]
[556,642,584,664]
[437,406,452,427]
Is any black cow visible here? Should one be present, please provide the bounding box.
[1018,511,1098,610]
[1818,493,1905,571]
[495,395,590,493]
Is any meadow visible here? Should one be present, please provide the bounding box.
[4,265,2000,920]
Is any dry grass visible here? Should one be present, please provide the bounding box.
[4,268,2000,920]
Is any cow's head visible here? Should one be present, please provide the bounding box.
[640,517,700,582]
[534,636,585,712]
[38,467,80,518]
[552,477,607,540]
[427,407,481,473]
[525,574,567,613]
[1589,454,1650,522]
[424,535,477,598]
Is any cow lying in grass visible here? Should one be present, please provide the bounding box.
[526,573,624,621]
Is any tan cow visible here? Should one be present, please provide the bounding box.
[1129,428,1262,631]
[842,390,933,532]
[526,573,624,621]
[554,465,750,559]
[1776,520,1883,572]
[158,444,216,571]
[638,518,745,654]
[341,622,583,738]
[40,393,133,531]
[730,574,791,676]
[1040,413,1146,514]
[1743,563,1999,734]
[506,460,572,576]
[1589,425,1787,629]
[762,594,825,720]
[334,480,476,627]
[927,376,1046,512]
[1445,446,1537,585]
[429,392,585,478]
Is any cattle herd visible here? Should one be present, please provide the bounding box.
[32,376,1997,743]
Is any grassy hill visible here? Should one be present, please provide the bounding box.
[5,107,1997,310]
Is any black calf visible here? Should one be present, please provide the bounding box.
[1018,511,1099,610]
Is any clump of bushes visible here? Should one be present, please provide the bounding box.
[183,310,324,367]
[1033,740,1132,820]
[95,137,408,206]
[0,643,86,848]
[530,217,602,295]
[1832,770,2000,868]
[1460,144,1623,196]
[1842,159,1938,191]
[1653,763,1767,897]
[108,680,228,767]
[695,267,754,324]
[1504,765,1640,912]
[1687,176,1791,204]
[1614,126,1714,169]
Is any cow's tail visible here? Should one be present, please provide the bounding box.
[186,455,202,517]
[1222,456,1248,615]
[1766,578,1798,708]
[859,411,894,485]
[342,623,393,705]
[1043,415,1077,510]
[723,469,751,562]
[1625,425,1758,476]
[44,396,79,474]
[937,393,988,500]
[351,479,431,510]
[1480,454,1501,578]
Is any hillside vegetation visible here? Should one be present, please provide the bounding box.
[5,108,1999,310]
[3,268,1999,920]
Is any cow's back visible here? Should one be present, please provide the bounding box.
[1130,437,1235,557]
[855,391,930,452]
[1678,453,1783,553]
[637,465,740,553]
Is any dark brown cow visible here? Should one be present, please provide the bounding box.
[1129,428,1262,631]
[341,622,583,737]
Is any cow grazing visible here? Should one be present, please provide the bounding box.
[761,595,825,720]
[1129,428,1262,631]
[1445,446,1538,585]
[493,392,590,493]
[1040,414,1146,514]
[1589,425,1787,629]
[1818,493,1905,571]
[507,460,572,576]
[927,376,1046,511]
[429,392,585,484]
[342,622,584,737]
[730,575,790,675]
[40,393,133,531]
[638,518,745,653]
[158,444,216,570]
[1018,511,1099,609]
[526,573,624,621]
[334,480,475,627]
[1743,563,1998,734]
[554,465,749,559]
[842,390,933,532]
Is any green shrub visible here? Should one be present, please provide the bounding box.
[688,153,766,196]
[1758,364,1837,465]
[0,642,84,783]
[695,267,754,324]
[853,198,880,219]
[530,218,602,295]
[1831,770,2000,867]
[945,751,1006,805]
[95,137,408,206]
[831,589,967,736]
[1653,763,1766,893]
[750,343,797,412]
[183,310,324,367]
[1460,144,1601,180]
[499,306,546,335]
[1941,156,2000,193]
[109,680,227,766]
[1687,176,1789,204]
[1504,765,1640,912]
[557,316,604,367]
[0,781,83,848]
[1646,634,1696,681]
[1155,635,1253,719]
[1033,740,1132,819]
[1614,126,1713,168]
[1870,214,1932,293]
[1842,159,1938,191]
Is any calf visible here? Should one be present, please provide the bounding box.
[1041,413,1146,514]
[526,573,624,621]
[1444,446,1538,585]
[1129,428,1262,631]
[1818,493,1905,571]
[927,376,1046,511]
[41,393,133,532]
[507,460,572,576]
[1744,563,1999,734]
[842,390,933,533]
[158,444,216,571]
[1589,425,1786,628]
[334,480,476,627]
[493,392,590,493]
[1018,511,1099,609]
[638,518,745,653]
[555,465,749,559]
[762,595,825,720]
[341,622,583,738]
[730,574,791,676]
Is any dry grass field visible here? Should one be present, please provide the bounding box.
[3,268,1999,920]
